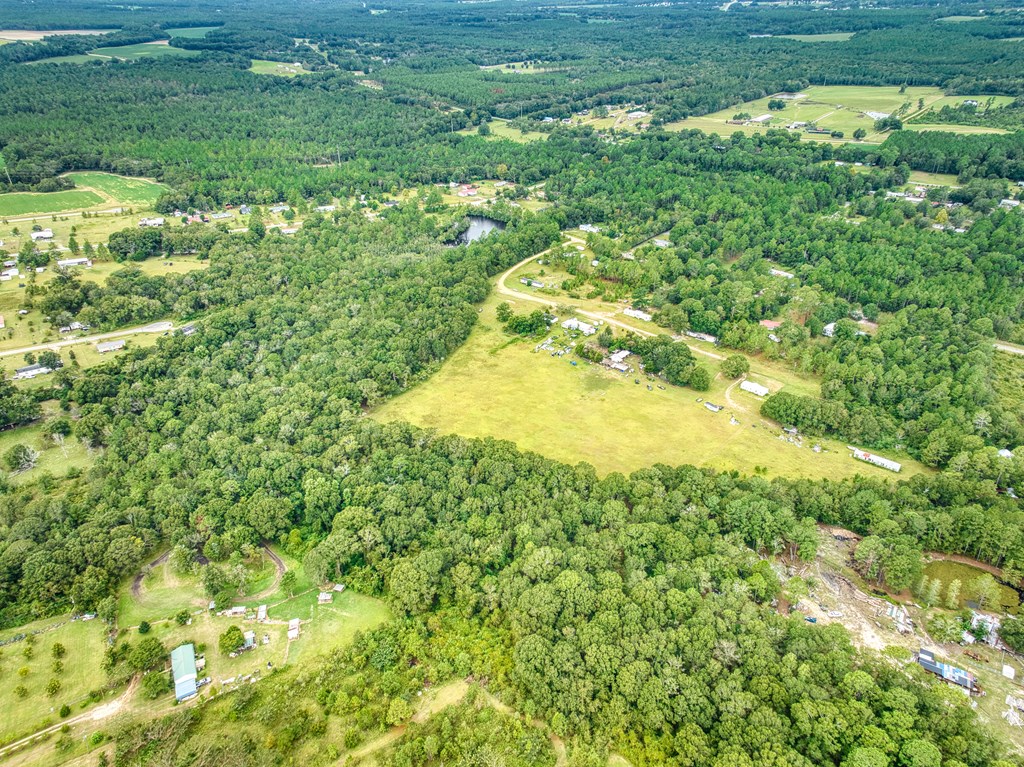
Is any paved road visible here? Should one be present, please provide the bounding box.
[495,248,725,361]
[0,321,173,359]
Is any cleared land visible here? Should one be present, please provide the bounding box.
[0,29,115,41]
[0,616,112,744]
[89,42,196,60]
[906,123,1010,135]
[0,403,97,483]
[907,170,961,186]
[0,190,103,218]
[664,85,998,144]
[778,32,855,42]
[922,559,1019,614]
[459,119,548,142]
[64,172,165,207]
[374,286,924,479]
[249,59,312,76]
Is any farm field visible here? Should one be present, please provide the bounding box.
[0,171,166,217]
[165,26,219,38]
[0,29,116,41]
[0,616,112,744]
[0,190,103,218]
[907,170,961,186]
[906,123,1010,135]
[64,172,166,207]
[249,59,312,76]
[458,118,547,142]
[90,42,196,60]
[374,290,923,479]
[778,32,855,41]
[664,85,994,143]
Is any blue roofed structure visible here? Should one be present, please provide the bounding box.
[171,643,198,701]
[917,649,977,693]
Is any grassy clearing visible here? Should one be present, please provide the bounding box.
[373,289,924,480]
[165,26,219,38]
[249,59,312,76]
[906,123,1010,135]
[0,191,103,218]
[778,32,855,42]
[0,411,98,484]
[665,85,952,144]
[89,42,197,61]
[907,170,960,186]
[937,15,986,22]
[922,559,1019,613]
[0,29,116,41]
[0,616,111,743]
[64,172,166,207]
[458,119,548,143]
[479,61,562,73]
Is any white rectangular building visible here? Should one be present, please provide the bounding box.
[624,308,652,322]
[850,447,902,473]
[562,318,596,336]
[740,380,770,397]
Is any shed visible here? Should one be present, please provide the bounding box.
[257,604,268,622]
[171,643,198,701]
[243,631,256,650]
[318,592,333,605]
[288,618,300,640]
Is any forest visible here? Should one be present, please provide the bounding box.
[1,0,1024,764]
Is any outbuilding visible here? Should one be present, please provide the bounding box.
[171,644,199,701]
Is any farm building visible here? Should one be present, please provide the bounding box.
[917,649,978,693]
[562,318,596,336]
[30,229,53,241]
[210,212,232,220]
[849,447,901,473]
[740,380,770,397]
[257,604,268,622]
[96,339,126,353]
[624,308,652,322]
[579,224,601,234]
[179,324,197,336]
[13,363,52,380]
[57,257,92,269]
[288,618,301,641]
[171,643,199,701]
[318,591,333,605]
[519,277,544,288]
[611,362,629,372]
[269,205,290,213]
[864,111,890,120]
[138,217,165,227]
[609,349,631,364]
[750,114,772,124]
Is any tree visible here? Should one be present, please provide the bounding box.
[281,570,297,596]
[689,366,711,391]
[51,642,66,660]
[248,214,266,242]
[945,579,961,609]
[768,99,786,111]
[142,671,169,699]
[38,351,62,371]
[138,621,151,635]
[4,444,38,472]
[175,610,191,626]
[46,678,62,697]
[219,625,245,655]
[721,355,749,379]
[970,573,1000,610]
[853,128,867,140]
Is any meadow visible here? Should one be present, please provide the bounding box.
[0,190,103,218]
[778,32,855,42]
[88,42,196,61]
[374,290,924,479]
[165,27,220,38]
[0,404,98,484]
[64,172,166,207]
[459,118,548,143]
[249,59,312,77]
[0,616,112,744]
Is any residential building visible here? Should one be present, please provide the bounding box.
[562,318,597,335]
[13,363,52,380]
[30,229,53,241]
[139,217,165,227]
[96,339,126,353]
[56,257,92,269]
[850,447,902,473]
[740,380,770,397]
[623,308,652,322]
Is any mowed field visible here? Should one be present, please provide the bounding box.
[0,171,166,217]
[664,85,1006,143]
[0,29,116,41]
[778,32,855,42]
[0,190,104,218]
[64,172,165,206]
[165,26,219,38]
[249,59,312,76]
[374,289,925,479]
[459,118,548,142]
[0,616,112,744]
[89,42,196,60]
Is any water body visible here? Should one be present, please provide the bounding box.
[453,216,505,245]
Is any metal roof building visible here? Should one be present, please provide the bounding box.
[171,643,198,701]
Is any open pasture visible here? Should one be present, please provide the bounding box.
[0,191,103,218]
[0,405,97,484]
[0,29,116,41]
[374,290,923,479]
[906,123,1010,135]
[778,32,855,42]
[89,42,196,60]
[64,172,166,207]
[249,59,312,76]
[165,26,220,38]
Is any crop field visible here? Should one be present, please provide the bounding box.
[64,172,166,207]
[664,85,993,143]
[0,616,111,744]
[89,42,197,60]
[249,59,312,76]
[778,32,855,42]
[374,289,923,479]
[0,29,116,41]
[165,26,219,38]
[0,190,104,218]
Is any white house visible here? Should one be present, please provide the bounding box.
[579,224,601,234]
[684,330,718,344]
[609,349,631,364]
[96,339,126,354]
[770,268,795,279]
[13,363,52,380]
[30,229,53,241]
[562,318,596,336]
[849,447,902,473]
[138,217,165,227]
[57,257,92,269]
[288,618,301,641]
[740,380,770,397]
[624,308,652,322]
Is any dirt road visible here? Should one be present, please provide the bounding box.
[248,544,286,601]
[0,321,173,359]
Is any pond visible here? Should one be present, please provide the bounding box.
[452,216,505,245]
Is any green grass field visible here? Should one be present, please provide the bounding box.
[0,190,104,218]
[906,123,1010,135]
[373,288,924,479]
[907,170,961,186]
[64,172,166,207]
[0,616,112,744]
[165,26,220,38]
[89,42,197,61]
[0,407,97,484]
[778,32,855,42]
[937,15,986,22]
[664,85,996,144]
[249,59,312,76]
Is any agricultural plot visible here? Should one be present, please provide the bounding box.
[665,85,984,143]
[89,42,196,61]
[249,59,312,76]
[64,172,166,207]
[165,26,220,38]
[374,291,923,479]
[457,118,548,143]
[0,29,116,41]
[0,616,111,744]
[0,190,103,218]
[906,123,1010,135]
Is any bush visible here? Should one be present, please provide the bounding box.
[138,621,151,635]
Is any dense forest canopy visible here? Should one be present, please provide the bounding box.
[2,0,1024,764]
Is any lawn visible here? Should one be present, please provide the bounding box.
[249,59,312,76]
[89,42,197,60]
[373,289,925,480]
[64,172,167,207]
[665,85,955,144]
[0,412,97,484]
[165,26,220,38]
[778,32,855,42]
[907,170,961,186]
[0,616,112,744]
[937,15,986,22]
[0,190,104,218]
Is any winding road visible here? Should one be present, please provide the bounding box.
[0,321,173,359]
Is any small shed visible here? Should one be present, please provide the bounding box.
[288,618,300,641]
[257,604,268,622]
[318,592,333,605]
[243,631,256,650]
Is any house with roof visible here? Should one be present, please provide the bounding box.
[171,644,199,701]
[96,339,125,354]
[243,631,256,650]
[318,592,333,605]
[288,618,301,640]
[139,217,165,227]
[57,257,92,269]
[30,229,53,242]
[740,380,770,397]
[13,363,52,380]
[917,648,978,693]
[624,308,652,322]
[562,318,596,336]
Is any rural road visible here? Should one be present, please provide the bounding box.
[994,341,1024,357]
[496,248,725,361]
[0,321,173,359]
